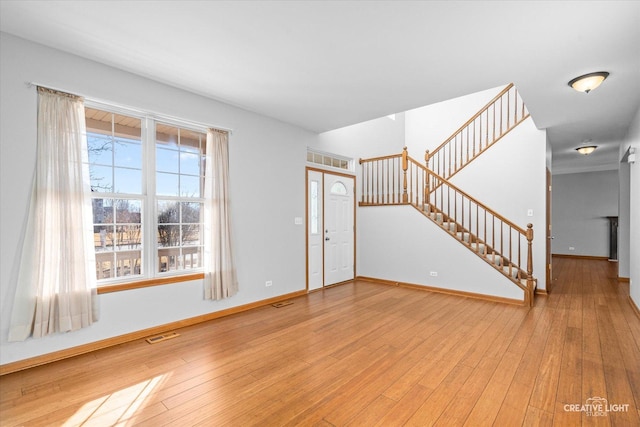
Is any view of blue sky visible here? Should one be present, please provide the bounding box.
[87,133,203,197]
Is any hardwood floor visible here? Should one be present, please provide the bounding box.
[1,257,639,426]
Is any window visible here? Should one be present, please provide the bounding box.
[310,180,319,234]
[306,149,353,171]
[86,106,206,284]
[155,125,205,273]
[330,181,348,195]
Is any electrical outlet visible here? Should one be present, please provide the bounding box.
[430,271,438,277]
[527,209,533,217]
[569,247,575,251]
[265,280,273,287]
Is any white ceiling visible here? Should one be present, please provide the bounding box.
[1,1,639,174]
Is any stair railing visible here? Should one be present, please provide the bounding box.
[358,153,405,205]
[360,147,535,305]
[426,83,530,181]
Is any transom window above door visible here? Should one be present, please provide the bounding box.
[306,149,353,172]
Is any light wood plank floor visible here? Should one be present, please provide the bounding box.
[1,257,639,426]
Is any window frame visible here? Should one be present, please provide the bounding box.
[84,100,211,292]
[154,125,206,275]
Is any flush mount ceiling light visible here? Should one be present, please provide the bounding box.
[576,145,598,155]
[568,72,609,93]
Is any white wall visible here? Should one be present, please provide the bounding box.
[359,206,524,300]
[546,134,553,171]
[619,158,630,279]
[0,33,316,365]
[623,106,640,308]
[551,170,619,258]
[315,112,405,160]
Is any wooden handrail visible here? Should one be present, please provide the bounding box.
[430,83,514,156]
[359,153,402,163]
[426,83,530,181]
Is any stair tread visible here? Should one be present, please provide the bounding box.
[502,265,521,278]
[456,231,470,242]
[486,253,502,266]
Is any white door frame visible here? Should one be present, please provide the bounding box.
[306,167,356,290]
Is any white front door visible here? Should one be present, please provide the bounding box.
[323,174,354,286]
[307,170,355,289]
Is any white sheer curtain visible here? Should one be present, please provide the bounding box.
[8,87,99,342]
[203,129,238,300]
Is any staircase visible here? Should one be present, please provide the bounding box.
[426,83,530,181]
[359,85,536,306]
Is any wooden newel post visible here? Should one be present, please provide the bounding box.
[526,223,534,306]
[424,150,430,206]
[402,147,408,203]
[358,158,364,204]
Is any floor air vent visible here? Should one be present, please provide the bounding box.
[272,301,293,308]
[145,332,180,344]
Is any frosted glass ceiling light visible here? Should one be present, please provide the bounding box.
[568,72,609,93]
[576,145,597,155]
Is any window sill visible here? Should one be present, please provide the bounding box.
[97,273,205,294]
